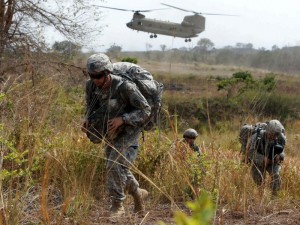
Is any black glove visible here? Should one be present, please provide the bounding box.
[268,143,284,160]
[273,144,284,155]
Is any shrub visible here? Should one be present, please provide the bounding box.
[121,57,138,64]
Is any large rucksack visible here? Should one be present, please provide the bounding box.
[112,62,164,131]
[239,122,267,154]
[239,122,286,159]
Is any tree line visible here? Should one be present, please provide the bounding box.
[101,39,300,74]
[1,0,300,76]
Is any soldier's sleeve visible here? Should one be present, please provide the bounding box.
[195,145,202,157]
[279,132,286,161]
[120,81,151,127]
[279,132,286,148]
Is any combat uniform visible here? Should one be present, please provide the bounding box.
[176,139,201,157]
[248,121,286,195]
[190,143,202,156]
[85,74,151,204]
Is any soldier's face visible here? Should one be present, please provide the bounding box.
[267,132,279,141]
[185,137,195,145]
[92,75,106,87]
[89,70,109,87]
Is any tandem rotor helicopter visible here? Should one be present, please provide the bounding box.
[98,3,236,42]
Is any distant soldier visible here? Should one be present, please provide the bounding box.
[247,119,286,196]
[173,128,202,159]
[82,53,151,217]
[172,128,204,199]
[182,128,202,156]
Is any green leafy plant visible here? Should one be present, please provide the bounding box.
[217,71,256,97]
[121,57,138,64]
[159,191,216,225]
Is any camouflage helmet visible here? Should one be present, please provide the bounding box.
[183,128,198,139]
[266,119,285,135]
[86,53,113,74]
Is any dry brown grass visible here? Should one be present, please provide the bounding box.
[1,59,300,224]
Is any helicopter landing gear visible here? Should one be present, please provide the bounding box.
[150,34,157,38]
[185,38,191,42]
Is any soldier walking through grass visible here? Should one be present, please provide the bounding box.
[173,128,204,198]
[181,128,202,157]
[247,119,286,196]
[81,53,151,217]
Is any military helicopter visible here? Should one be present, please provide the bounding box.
[98,4,236,42]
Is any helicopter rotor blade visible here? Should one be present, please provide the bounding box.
[161,3,193,13]
[200,12,238,16]
[161,3,238,16]
[98,5,134,12]
[98,5,168,13]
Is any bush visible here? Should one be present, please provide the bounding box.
[121,57,138,64]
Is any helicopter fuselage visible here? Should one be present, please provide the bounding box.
[126,13,205,38]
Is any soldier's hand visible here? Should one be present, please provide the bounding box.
[81,120,88,133]
[274,154,282,164]
[107,117,124,133]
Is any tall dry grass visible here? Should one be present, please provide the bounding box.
[0,62,300,224]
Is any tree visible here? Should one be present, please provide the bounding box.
[146,43,152,51]
[160,44,167,52]
[272,45,279,51]
[52,40,81,59]
[0,0,102,68]
[235,43,253,49]
[106,44,122,58]
[145,43,152,59]
[197,38,214,52]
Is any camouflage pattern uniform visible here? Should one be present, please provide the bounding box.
[177,139,201,156]
[239,124,254,155]
[191,143,201,156]
[239,122,267,162]
[248,120,286,195]
[174,139,201,156]
[85,74,151,204]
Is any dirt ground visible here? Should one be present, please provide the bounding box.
[56,200,300,225]
[91,204,300,225]
[15,182,300,225]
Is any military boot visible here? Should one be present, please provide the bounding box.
[131,188,149,214]
[109,201,125,217]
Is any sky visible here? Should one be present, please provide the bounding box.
[49,0,300,52]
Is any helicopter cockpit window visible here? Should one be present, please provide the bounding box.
[138,21,142,25]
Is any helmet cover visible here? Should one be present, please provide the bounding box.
[183,128,198,138]
[87,53,113,74]
[266,119,285,135]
